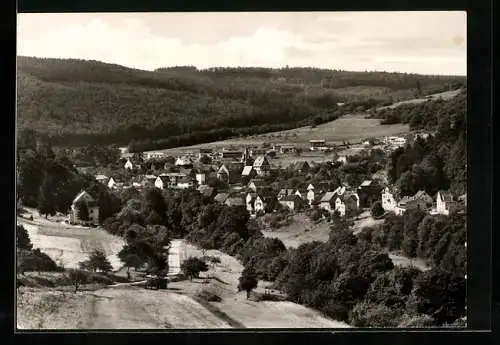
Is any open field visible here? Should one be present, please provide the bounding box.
[17,286,232,329]
[261,213,332,249]
[18,208,125,270]
[139,113,410,157]
[376,89,462,110]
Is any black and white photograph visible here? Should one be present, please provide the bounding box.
[16,11,467,329]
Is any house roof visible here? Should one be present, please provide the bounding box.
[438,190,454,203]
[242,166,254,176]
[72,191,96,205]
[320,191,337,202]
[280,195,301,203]
[253,156,268,167]
[157,175,170,183]
[214,193,229,203]
[95,174,108,181]
[360,180,372,187]
[249,179,267,187]
[414,190,432,201]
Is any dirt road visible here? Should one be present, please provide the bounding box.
[17,286,232,329]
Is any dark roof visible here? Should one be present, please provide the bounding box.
[438,190,454,203]
[280,195,302,203]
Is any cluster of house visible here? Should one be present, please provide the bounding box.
[381,186,466,216]
[86,137,463,224]
[208,177,384,218]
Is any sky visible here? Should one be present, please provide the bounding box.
[17,11,466,75]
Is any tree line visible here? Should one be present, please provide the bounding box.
[386,90,466,197]
[17,56,464,150]
[96,181,465,327]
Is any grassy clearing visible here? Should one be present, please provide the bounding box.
[143,113,410,157]
[376,89,462,110]
[262,212,430,272]
[261,213,332,249]
[18,210,125,271]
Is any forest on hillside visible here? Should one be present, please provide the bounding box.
[17,56,465,149]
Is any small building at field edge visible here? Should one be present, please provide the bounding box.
[69,190,99,226]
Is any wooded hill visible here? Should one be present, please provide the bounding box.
[17,56,466,149]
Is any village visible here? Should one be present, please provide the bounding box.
[62,131,464,230]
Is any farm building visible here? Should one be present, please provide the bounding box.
[177,177,195,190]
[69,191,99,226]
[309,139,326,151]
[291,161,310,173]
[408,190,434,210]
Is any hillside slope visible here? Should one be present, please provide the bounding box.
[17,56,465,148]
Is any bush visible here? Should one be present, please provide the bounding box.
[320,300,351,322]
[371,201,385,218]
[181,257,209,280]
[17,249,61,273]
[195,289,222,302]
[350,302,402,327]
[397,313,437,328]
